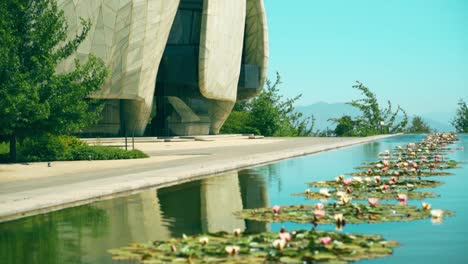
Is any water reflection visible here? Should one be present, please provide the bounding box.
[0,170,269,264]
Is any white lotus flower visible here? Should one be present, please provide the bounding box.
[319,188,330,197]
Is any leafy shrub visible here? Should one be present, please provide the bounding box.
[13,135,148,162]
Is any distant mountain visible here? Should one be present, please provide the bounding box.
[296,102,455,132]
[296,102,360,131]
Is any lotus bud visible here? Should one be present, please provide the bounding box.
[305,188,311,194]
[374,176,381,184]
[272,205,281,214]
[319,236,332,245]
[171,245,177,253]
[422,202,432,210]
[315,203,324,210]
[397,194,408,204]
[233,228,242,237]
[368,198,379,206]
[199,237,209,245]
[339,174,345,181]
[225,245,240,255]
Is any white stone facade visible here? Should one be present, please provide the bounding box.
[57,0,268,136]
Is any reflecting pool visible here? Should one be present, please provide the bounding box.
[1,134,467,263]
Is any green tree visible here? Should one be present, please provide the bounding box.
[406,116,432,133]
[451,99,468,133]
[221,72,314,137]
[0,0,108,161]
[330,81,408,136]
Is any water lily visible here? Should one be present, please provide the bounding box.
[272,239,286,250]
[368,198,379,206]
[225,245,240,255]
[199,237,209,245]
[315,203,324,210]
[272,205,281,214]
[319,188,331,197]
[233,228,242,236]
[314,209,326,218]
[340,196,351,205]
[336,191,346,197]
[397,194,408,204]
[343,179,352,185]
[381,184,390,191]
[171,245,177,252]
[422,202,432,210]
[353,176,363,183]
[430,209,444,219]
[279,232,292,242]
[320,236,333,245]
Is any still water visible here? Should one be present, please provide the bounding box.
[0,134,467,263]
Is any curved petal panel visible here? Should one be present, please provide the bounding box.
[199,0,246,102]
[238,0,269,101]
[58,0,180,135]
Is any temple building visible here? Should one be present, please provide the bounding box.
[57,0,268,136]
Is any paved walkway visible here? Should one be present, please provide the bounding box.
[0,135,398,222]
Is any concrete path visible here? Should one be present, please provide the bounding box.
[0,135,397,222]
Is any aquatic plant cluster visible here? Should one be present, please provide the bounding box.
[109,133,462,263]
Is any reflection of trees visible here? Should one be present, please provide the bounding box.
[0,205,108,264]
[238,169,270,233]
[363,141,381,158]
[158,181,203,237]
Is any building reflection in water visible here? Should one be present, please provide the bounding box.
[0,168,270,264]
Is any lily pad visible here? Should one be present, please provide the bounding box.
[235,203,454,224]
[307,179,443,189]
[294,190,438,201]
[349,171,453,177]
[108,230,399,263]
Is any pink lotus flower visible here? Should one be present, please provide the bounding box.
[343,179,352,185]
[394,171,400,176]
[315,203,324,210]
[413,163,418,168]
[374,176,381,184]
[388,180,395,186]
[272,205,281,214]
[398,194,408,204]
[368,198,379,206]
[382,185,389,190]
[279,232,292,242]
[319,236,333,245]
[391,177,398,182]
[314,209,326,218]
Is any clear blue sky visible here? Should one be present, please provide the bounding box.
[264,0,468,115]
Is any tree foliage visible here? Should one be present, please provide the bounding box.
[406,116,432,134]
[0,0,108,160]
[451,99,468,133]
[221,73,314,137]
[330,81,408,136]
